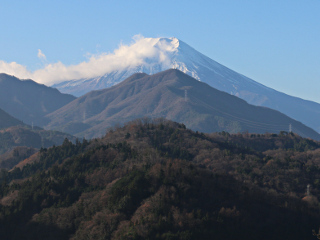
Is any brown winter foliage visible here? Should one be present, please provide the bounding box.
[0,118,320,239]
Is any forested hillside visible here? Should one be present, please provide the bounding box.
[46,69,320,140]
[1,118,320,239]
[0,126,76,169]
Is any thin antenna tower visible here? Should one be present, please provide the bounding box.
[289,124,292,133]
[184,90,188,102]
[307,184,311,196]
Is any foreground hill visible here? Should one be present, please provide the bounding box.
[1,119,320,239]
[53,37,320,133]
[0,108,24,129]
[0,73,76,126]
[46,69,320,140]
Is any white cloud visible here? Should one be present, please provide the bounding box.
[37,49,46,61]
[0,35,179,86]
[0,61,33,79]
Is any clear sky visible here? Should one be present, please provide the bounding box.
[0,0,320,103]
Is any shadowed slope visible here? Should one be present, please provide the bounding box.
[46,69,320,140]
[0,108,25,129]
[0,74,76,126]
[52,37,320,134]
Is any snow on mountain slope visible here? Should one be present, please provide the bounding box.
[53,37,271,98]
[52,37,320,133]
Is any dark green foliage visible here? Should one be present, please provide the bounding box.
[1,119,320,239]
[108,170,151,215]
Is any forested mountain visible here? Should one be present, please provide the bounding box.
[0,74,76,126]
[0,108,24,129]
[1,119,320,239]
[0,146,38,170]
[46,69,320,140]
[0,106,76,169]
[0,126,77,169]
[53,37,320,134]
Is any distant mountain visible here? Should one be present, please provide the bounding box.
[0,108,24,129]
[0,73,76,126]
[52,37,320,133]
[0,146,38,170]
[0,125,77,156]
[46,69,320,140]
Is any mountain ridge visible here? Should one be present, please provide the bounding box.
[51,37,320,133]
[46,69,320,140]
[0,107,25,129]
[0,73,76,126]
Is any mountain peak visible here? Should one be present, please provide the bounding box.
[52,37,320,134]
[155,37,180,51]
[141,36,180,49]
[46,69,320,140]
[52,36,203,96]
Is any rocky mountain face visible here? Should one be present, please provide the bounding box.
[46,69,320,140]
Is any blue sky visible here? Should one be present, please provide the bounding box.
[1,0,320,102]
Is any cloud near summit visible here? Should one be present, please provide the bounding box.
[37,49,46,61]
[0,36,178,86]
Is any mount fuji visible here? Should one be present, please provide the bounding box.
[53,37,320,133]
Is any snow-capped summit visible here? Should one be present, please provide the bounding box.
[52,37,320,134]
[53,37,182,96]
[53,37,268,99]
